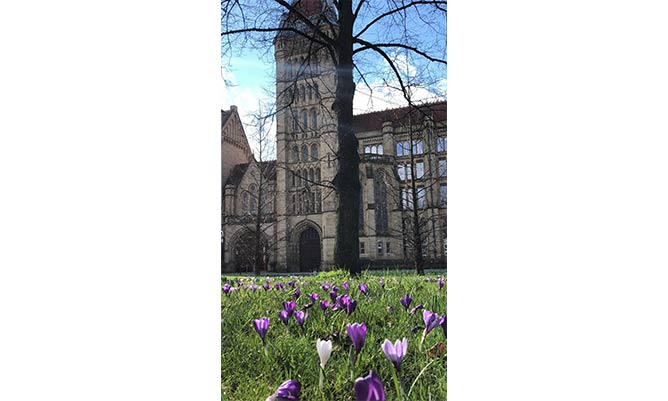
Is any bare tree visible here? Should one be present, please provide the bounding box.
[221,0,447,274]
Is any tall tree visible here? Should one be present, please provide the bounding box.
[221,0,446,274]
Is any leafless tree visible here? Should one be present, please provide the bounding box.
[221,0,447,274]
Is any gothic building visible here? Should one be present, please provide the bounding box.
[222,0,447,273]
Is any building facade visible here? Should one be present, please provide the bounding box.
[222,0,446,273]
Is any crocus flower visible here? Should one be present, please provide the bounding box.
[243,285,249,291]
[438,280,444,291]
[294,288,301,299]
[354,370,385,401]
[319,300,330,311]
[307,293,319,302]
[423,310,444,335]
[409,304,424,315]
[381,338,408,371]
[378,279,385,289]
[342,281,349,290]
[358,283,368,296]
[288,280,295,288]
[400,295,412,310]
[222,284,231,294]
[316,339,332,369]
[253,317,269,346]
[329,289,338,303]
[294,310,308,327]
[346,299,357,316]
[282,301,296,317]
[274,283,283,290]
[322,283,330,292]
[250,284,259,291]
[346,323,367,356]
[441,315,447,338]
[263,283,271,291]
[278,310,290,325]
[266,379,301,401]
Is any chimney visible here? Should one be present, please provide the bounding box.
[230,105,237,113]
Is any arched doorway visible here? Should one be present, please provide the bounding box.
[299,227,321,272]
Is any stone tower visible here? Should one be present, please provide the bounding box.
[273,0,338,271]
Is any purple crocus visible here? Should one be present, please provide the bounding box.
[441,315,447,338]
[253,317,269,346]
[354,370,385,401]
[282,301,296,317]
[382,338,408,371]
[288,280,296,288]
[222,284,231,294]
[266,379,301,401]
[438,280,444,291]
[243,285,249,291]
[250,284,259,291]
[263,283,271,291]
[294,288,301,299]
[319,300,330,311]
[342,281,349,290]
[294,310,308,327]
[329,289,338,303]
[400,295,412,310]
[278,310,290,325]
[307,293,319,302]
[358,283,368,296]
[346,299,357,316]
[346,322,367,356]
[409,304,424,315]
[322,283,330,292]
[423,310,444,335]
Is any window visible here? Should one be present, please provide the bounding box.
[386,241,391,254]
[437,137,447,152]
[378,144,383,155]
[360,241,366,254]
[293,111,299,131]
[412,139,423,155]
[302,111,308,130]
[290,170,296,187]
[398,165,405,181]
[308,85,313,100]
[377,241,384,256]
[415,161,424,179]
[314,83,319,98]
[309,168,314,183]
[371,145,377,154]
[301,144,309,161]
[439,159,447,177]
[293,146,299,162]
[291,194,296,213]
[417,186,426,209]
[242,192,249,214]
[440,184,447,207]
[364,145,370,154]
[396,140,409,156]
[315,168,321,183]
[311,143,318,160]
[249,184,257,213]
[311,110,317,129]
[374,173,388,234]
[401,188,413,209]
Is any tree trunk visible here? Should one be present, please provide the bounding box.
[332,0,361,275]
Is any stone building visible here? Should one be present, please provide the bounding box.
[222,0,447,273]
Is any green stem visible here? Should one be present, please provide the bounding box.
[407,358,439,398]
[391,368,405,401]
[319,366,324,392]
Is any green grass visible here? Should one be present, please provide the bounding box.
[221,270,447,401]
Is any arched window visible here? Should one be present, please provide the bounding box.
[297,171,302,187]
[293,146,299,162]
[242,192,249,214]
[378,144,383,155]
[308,85,313,100]
[364,146,370,154]
[290,170,296,187]
[301,144,309,161]
[249,184,257,212]
[311,143,318,160]
[311,110,317,129]
[371,145,377,154]
[302,111,308,130]
[374,172,389,234]
[309,168,314,183]
[314,83,319,98]
[293,111,299,131]
[315,168,321,183]
[299,85,305,103]
[302,169,308,185]
[294,86,299,103]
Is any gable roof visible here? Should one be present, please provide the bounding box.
[352,101,447,133]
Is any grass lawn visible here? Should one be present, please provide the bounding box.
[221,270,447,400]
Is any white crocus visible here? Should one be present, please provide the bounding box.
[316,339,332,369]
